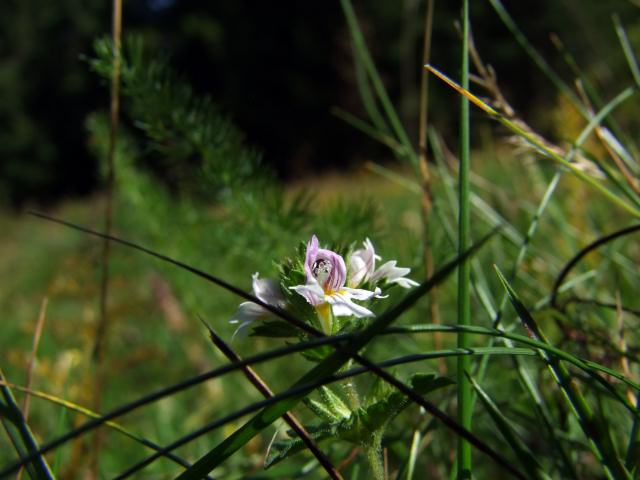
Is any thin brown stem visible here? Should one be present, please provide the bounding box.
[21,297,48,422]
[418,0,444,372]
[201,320,343,480]
[16,297,49,480]
[335,446,361,472]
[91,0,122,476]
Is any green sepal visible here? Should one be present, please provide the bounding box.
[278,254,319,330]
[303,397,343,423]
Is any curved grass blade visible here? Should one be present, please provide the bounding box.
[495,267,631,480]
[468,374,551,480]
[0,335,351,477]
[550,223,640,308]
[0,380,196,473]
[487,0,582,111]
[406,429,421,480]
[424,65,640,218]
[331,107,406,155]
[0,369,53,480]
[117,347,534,479]
[490,0,638,158]
[339,0,417,167]
[614,14,640,87]
[626,396,640,472]
[388,324,640,397]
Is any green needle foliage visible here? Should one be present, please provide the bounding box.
[89,36,268,200]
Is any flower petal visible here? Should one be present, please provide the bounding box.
[230,301,268,324]
[348,254,368,288]
[229,301,270,340]
[341,286,378,301]
[371,260,419,288]
[304,235,320,280]
[317,248,347,292]
[290,280,325,306]
[392,277,420,288]
[327,293,375,318]
[304,234,347,292]
[252,273,285,307]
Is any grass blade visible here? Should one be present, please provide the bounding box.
[614,14,640,87]
[390,324,640,397]
[0,335,353,477]
[424,64,640,218]
[494,267,631,480]
[550,223,640,308]
[488,0,582,113]
[118,347,533,479]
[457,1,473,478]
[468,374,550,480]
[27,212,525,478]
[339,0,417,167]
[0,380,197,473]
[0,368,54,480]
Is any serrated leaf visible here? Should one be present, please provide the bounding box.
[267,358,455,467]
[318,386,352,420]
[356,373,454,435]
[265,426,334,468]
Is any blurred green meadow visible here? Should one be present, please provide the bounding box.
[1,1,640,479]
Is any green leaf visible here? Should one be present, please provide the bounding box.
[355,374,454,438]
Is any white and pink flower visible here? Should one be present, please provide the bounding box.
[231,235,418,338]
[290,235,378,333]
[348,238,419,289]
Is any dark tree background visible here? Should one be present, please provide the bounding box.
[1,0,636,206]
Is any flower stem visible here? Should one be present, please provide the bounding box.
[364,434,385,480]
